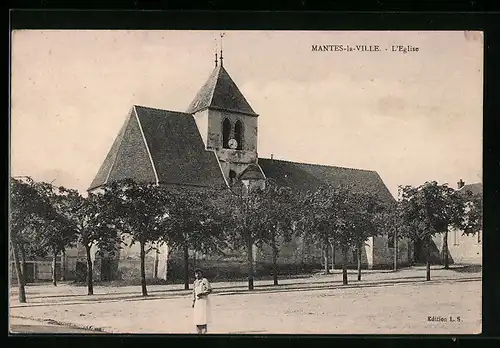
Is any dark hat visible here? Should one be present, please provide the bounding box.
[194,268,203,274]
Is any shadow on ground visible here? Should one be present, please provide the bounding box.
[13,268,481,301]
[449,265,482,273]
[11,274,481,308]
[10,324,103,334]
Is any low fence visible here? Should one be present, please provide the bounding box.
[167,259,324,283]
[10,257,416,285]
[9,256,81,284]
[9,260,62,283]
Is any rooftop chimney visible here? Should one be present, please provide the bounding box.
[270,154,274,160]
[457,179,465,189]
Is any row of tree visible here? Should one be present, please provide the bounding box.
[10,176,482,303]
[396,182,482,280]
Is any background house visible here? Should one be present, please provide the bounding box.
[432,180,483,265]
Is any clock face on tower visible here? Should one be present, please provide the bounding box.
[228,138,238,149]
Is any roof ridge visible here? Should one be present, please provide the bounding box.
[88,111,133,191]
[240,162,261,173]
[239,163,266,180]
[457,182,482,190]
[133,106,160,184]
[206,66,220,110]
[463,182,482,186]
[185,67,219,114]
[103,110,134,187]
[133,104,191,115]
[204,106,258,117]
[210,148,230,188]
[259,157,377,173]
[134,106,227,189]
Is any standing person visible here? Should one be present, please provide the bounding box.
[192,268,212,334]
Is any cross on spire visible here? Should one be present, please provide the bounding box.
[214,38,218,67]
[220,32,225,67]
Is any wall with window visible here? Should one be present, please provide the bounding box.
[203,109,257,152]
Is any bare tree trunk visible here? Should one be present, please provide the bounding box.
[357,243,362,281]
[247,234,254,291]
[241,193,254,291]
[154,246,159,279]
[272,247,279,286]
[52,246,58,287]
[425,237,431,281]
[140,241,148,296]
[407,239,412,266]
[84,243,93,295]
[20,243,27,281]
[61,248,66,281]
[342,245,348,285]
[271,235,279,286]
[393,228,398,272]
[442,230,450,269]
[323,237,330,275]
[331,242,335,272]
[162,243,169,281]
[183,244,189,290]
[11,239,27,303]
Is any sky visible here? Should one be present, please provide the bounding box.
[10,30,483,198]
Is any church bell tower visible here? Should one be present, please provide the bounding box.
[186,48,263,187]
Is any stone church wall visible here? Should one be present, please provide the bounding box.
[372,235,412,269]
[79,231,416,282]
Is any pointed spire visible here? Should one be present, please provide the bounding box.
[187,33,258,116]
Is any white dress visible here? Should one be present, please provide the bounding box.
[193,278,212,326]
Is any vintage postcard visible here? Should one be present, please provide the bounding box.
[9,30,483,335]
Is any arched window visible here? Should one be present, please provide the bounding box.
[222,118,231,149]
[234,120,243,150]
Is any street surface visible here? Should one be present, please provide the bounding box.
[10,317,102,334]
[9,266,481,335]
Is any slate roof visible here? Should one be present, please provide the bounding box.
[88,107,157,190]
[459,182,483,196]
[186,65,258,116]
[88,110,133,191]
[239,163,266,181]
[258,158,395,203]
[89,107,393,202]
[90,66,393,201]
[88,105,227,191]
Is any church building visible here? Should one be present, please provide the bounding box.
[85,52,410,281]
